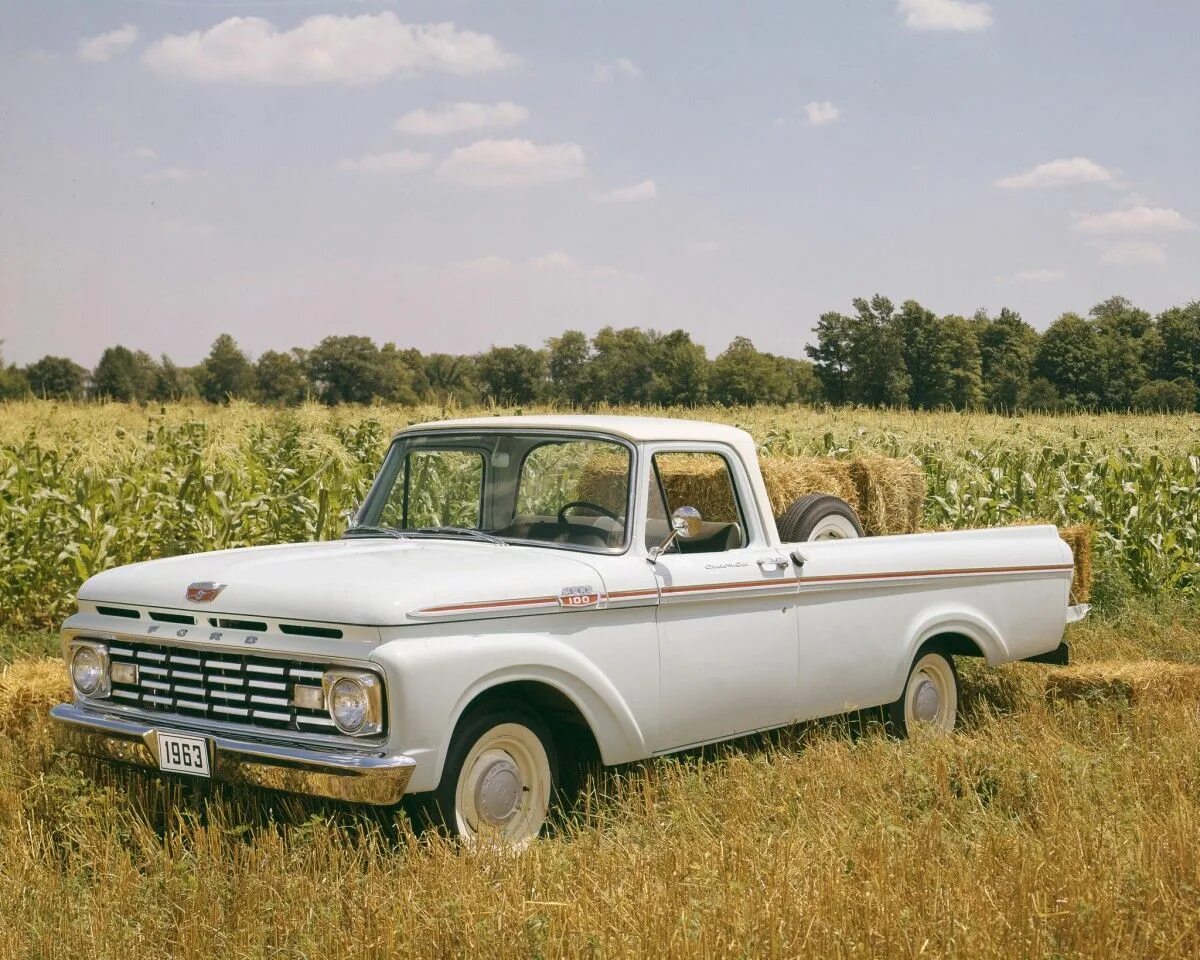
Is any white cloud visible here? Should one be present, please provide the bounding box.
[437,139,587,186]
[130,146,158,161]
[78,24,138,62]
[142,13,515,84]
[1072,205,1193,235]
[594,180,658,204]
[1094,241,1168,265]
[528,251,622,279]
[593,57,641,82]
[804,100,841,126]
[995,157,1115,189]
[144,166,206,182]
[337,149,432,173]
[395,101,528,136]
[897,0,993,32]
[998,269,1066,283]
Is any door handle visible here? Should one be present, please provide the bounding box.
[757,556,790,571]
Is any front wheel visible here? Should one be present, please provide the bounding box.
[430,703,557,847]
[886,649,958,736]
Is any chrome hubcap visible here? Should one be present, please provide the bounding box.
[913,676,940,722]
[473,755,522,826]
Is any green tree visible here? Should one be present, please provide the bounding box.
[805,311,855,404]
[710,336,793,405]
[1132,378,1198,412]
[587,327,657,404]
[649,330,708,406]
[896,300,959,409]
[256,349,308,405]
[196,334,256,403]
[1089,296,1153,409]
[939,314,984,410]
[92,346,157,401]
[151,355,196,401]
[1151,302,1200,386]
[307,336,416,404]
[847,295,911,407]
[475,345,546,405]
[25,355,87,399]
[0,344,29,399]
[377,344,420,405]
[1034,313,1102,408]
[776,356,823,404]
[424,353,479,406]
[978,308,1038,412]
[545,330,592,405]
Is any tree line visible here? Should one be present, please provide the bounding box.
[2,295,1198,412]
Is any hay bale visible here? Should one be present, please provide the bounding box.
[1058,524,1094,604]
[0,658,70,735]
[579,452,925,536]
[759,458,860,519]
[847,454,927,536]
[1045,660,1200,705]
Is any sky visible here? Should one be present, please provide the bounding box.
[2,0,1198,367]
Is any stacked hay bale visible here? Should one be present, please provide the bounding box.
[1046,660,1200,704]
[578,453,926,537]
[1057,524,1094,604]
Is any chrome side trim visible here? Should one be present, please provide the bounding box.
[50,703,415,806]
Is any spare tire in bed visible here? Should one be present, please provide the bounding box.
[776,493,864,542]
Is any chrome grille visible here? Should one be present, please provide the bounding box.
[106,639,336,733]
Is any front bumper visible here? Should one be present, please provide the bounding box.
[50,703,416,806]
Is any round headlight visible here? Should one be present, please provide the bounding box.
[329,677,369,733]
[71,646,104,695]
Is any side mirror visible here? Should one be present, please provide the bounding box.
[671,506,702,539]
[650,506,702,561]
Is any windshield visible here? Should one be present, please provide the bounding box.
[352,432,633,553]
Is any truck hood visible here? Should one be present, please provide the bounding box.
[77,538,608,627]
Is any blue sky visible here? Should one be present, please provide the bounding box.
[2,1,1198,366]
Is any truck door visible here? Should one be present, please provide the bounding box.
[646,446,800,751]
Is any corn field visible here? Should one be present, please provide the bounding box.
[2,401,1198,629]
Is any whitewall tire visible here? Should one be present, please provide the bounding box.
[432,705,557,847]
[887,650,958,736]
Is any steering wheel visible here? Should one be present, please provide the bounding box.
[557,500,622,525]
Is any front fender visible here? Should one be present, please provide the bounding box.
[370,626,651,793]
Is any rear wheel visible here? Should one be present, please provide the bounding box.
[886,649,958,736]
[429,703,557,847]
[777,493,864,542]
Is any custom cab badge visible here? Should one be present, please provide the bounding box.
[186,581,227,603]
[558,585,601,608]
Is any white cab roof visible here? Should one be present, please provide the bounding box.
[400,414,755,446]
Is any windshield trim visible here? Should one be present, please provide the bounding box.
[355,428,639,558]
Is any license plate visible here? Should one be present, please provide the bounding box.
[157,732,211,778]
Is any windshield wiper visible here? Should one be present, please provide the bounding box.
[342,525,407,540]
[409,526,507,545]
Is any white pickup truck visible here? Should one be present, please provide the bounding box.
[52,416,1084,844]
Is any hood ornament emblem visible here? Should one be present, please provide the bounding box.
[186,581,227,603]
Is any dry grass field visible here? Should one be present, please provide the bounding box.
[1,401,1198,958]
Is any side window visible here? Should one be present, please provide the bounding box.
[380,450,484,529]
[649,451,746,553]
